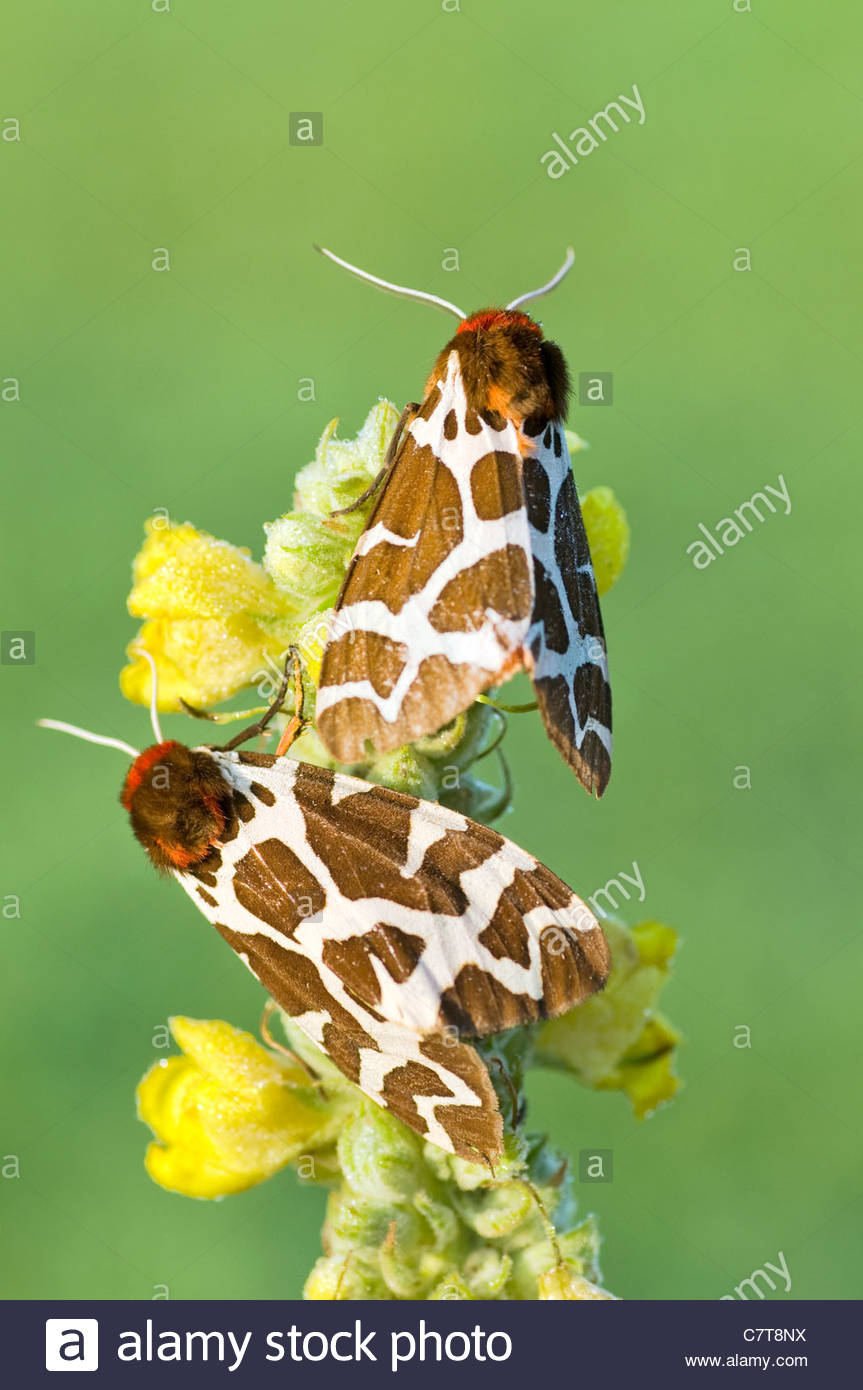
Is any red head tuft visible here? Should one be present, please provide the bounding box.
[121,742,234,874]
[121,741,184,810]
[457,308,542,336]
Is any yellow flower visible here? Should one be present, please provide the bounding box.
[121,518,297,712]
[536,920,680,1119]
[581,486,630,596]
[538,1265,618,1300]
[136,1017,338,1199]
[597,1012,681,1119]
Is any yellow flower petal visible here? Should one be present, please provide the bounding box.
[136,1056,199,1144]
[121,518,299,713]
[121,615,294,713]
[169,1017,299,1091]
[597,1013,682,1119]
[144,1139,255,1199]
[137,1018,338,1200]
[632,919,678,969]
[129,517,294,621]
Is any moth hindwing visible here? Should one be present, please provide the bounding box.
[122,741,610,1162]
[317,305,612,796]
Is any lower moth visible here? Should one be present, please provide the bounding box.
[41,652,609,1161]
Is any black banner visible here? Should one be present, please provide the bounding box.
[3,1299,853,1386]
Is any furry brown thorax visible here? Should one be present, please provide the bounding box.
[434,308,570,427]
[120,741,232,873]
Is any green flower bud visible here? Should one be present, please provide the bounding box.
[411,704,501,767]
[460,1183,535,1240]
[363,745,439,800]
[380,1215,435,1298]
[293,401,400,533]
[263,513,353,610]
[304,1250,388,1300]
[337,1106,424,1204]
[463,1248,513,1298]
[429,1273,474,1300]
[412,1190,461,1252]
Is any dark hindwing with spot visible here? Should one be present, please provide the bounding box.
[317,352,533,764]
[173,750,610,1160]
[522,423,611,796]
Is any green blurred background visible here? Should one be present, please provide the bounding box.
[1,0,860,1300]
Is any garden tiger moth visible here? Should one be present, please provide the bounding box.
[315,247,613,797]
[40,650,610,1162]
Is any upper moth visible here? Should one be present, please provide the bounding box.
[316,248,612,797]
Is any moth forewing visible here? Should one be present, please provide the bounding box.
[316,352,534,764]
[167,747,609,1160]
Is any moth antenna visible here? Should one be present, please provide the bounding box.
[315,244,466,320]
[505,247,575,311]
[37,719,140,760]
[131,646,164,744]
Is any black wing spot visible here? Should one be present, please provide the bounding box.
[522,454,551,533]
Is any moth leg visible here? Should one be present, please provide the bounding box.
[180,698,219,721]
[383,401,422,466]
[260,1001,324,1088]
[465,747,513,825]
[490,1055,521,1128]
[476,692,538,714]
[472,714,514,820]
[328,401,420,517]
[180,699,267,725]
[475,708,508,761]
[329,466,387,518]
[215,646,298,751]
[274,649,310,756]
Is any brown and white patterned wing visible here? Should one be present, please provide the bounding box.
[317,351,534,763]
[522,423,612,796]
[177,749,609,1160]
